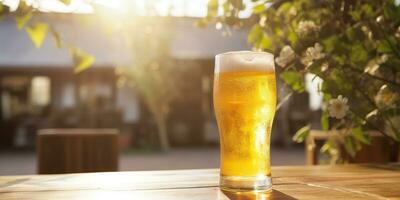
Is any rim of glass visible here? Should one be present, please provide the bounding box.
[216,51,273,58]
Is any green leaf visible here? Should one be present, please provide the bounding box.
[223,1,230,15]
[15,12,32,30]
[320,140,334,154]
[383,3,397,19]
[253,3,265,14]
[259,33,272,50]
[274,27,284,37]
[280,71,304,92]
[361,4,373,17]
[350,44,368,63]
[207,0,219,17]
[322,36,338,53]
[247,24,263,45]
[292,124,310,143]
[352,127,370,145]
[59,0,72,5]
[323,93,332,102]
[321,112,329,130]
[332,55,345,66]
[377,39,396,53]
[26,22,48,48]
[349,10,361,21]
[345,27,355,40]
[288,30,297,44]
[70,48,95,73]
[344,136,357,158]
[278,2,292,13]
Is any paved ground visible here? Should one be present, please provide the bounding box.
[0,147,304,175]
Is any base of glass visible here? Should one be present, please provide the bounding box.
[220,175,272,192]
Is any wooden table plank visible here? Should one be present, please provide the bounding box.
[0,164,399,199]
[0,186,385,200]
[0,169,218,192]
[0,188,288,200]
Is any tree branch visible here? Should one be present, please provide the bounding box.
[345,65,400,87]
[369,20,400,57]
[349,108,396,142]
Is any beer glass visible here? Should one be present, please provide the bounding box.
[214,51,276,191]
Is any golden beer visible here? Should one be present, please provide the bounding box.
[214,51,276,191]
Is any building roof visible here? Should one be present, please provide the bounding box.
[0,16,250,68]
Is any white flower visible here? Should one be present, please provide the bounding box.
[361,25,373,40]
[364,60,380,75]
[361,25,369,33]
[378,54,388,63]
[308,43,325,60]
[376,15,384,24]
[365,109,378,120]
[375,85,397,108]
[296,20,319,36]
[275,45,296,67]
[321,62,329,72]
[328,95,349,119]
[301,55,313,67]
[396,26,400,39]
[301,43,325,67]
[364,54,388,76]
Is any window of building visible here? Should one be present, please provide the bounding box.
[305,73,323,111]
[30,76,51,107]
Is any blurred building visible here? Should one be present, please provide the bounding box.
[0,14,319,149]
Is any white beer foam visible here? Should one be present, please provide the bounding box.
[215,51,275,73]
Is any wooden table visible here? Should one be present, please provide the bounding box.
[0,164,399,199]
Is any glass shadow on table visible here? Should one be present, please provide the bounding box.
[219,189,296,200]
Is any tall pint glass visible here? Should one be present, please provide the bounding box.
[214,51,276,191]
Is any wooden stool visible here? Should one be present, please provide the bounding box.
[37,129,119,174]
[306,130,399,165]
